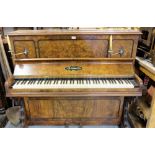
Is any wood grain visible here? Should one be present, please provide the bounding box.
[25,97,123,125]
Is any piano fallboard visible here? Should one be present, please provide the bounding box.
[13,58,135,78]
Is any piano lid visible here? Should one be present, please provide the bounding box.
[8,29,142,36]
[13,59,135,78]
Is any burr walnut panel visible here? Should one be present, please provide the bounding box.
[38,40,108,58]
[14,41,36,59]
[112,40,133,58]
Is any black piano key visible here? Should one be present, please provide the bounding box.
[46,79,49,84]
[119,80,122,84]
[24,79,27,84]
[47,79,50,84]
[48,79,51,84]
[45,79,47,84]
[29,79,32,84]
[31,80,34,84]
[28,80,32,85]
[28,80,31,84]
[128,80,132,84]
[54,79,57,84]
[113,79,116,84]
[44,79,47,84]
[37,79,40,84]
[30,80,33,84]
[118,80,121,84]
[121,80,124,84]
[55,80,58,84]
[21,80,25,84]
[124,80,128,84]
[39,79,42,84]
[40,79,43,84]
[24,79,28,84]
[51,79,54,84]
[21,79,25,84]
[30,80,34,84]
[16,80,20,84]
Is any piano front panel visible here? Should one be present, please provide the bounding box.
[38,40,108,58]
[25,97,123,125]
[8,31,140,60]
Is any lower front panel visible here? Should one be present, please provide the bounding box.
[24,96,124,126]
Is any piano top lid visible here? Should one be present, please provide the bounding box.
[8,29,142,36]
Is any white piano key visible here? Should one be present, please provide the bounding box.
[12,78,136,89]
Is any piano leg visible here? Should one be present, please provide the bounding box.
[19,98,25,128]
[120,97,134,128]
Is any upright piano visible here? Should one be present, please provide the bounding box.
[5,29,142,127]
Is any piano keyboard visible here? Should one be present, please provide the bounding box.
[136,56,155,74]
[12,78,138,89]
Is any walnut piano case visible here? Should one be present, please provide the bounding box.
[5,29,142,127]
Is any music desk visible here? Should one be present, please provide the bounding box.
[136,56,155,128]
